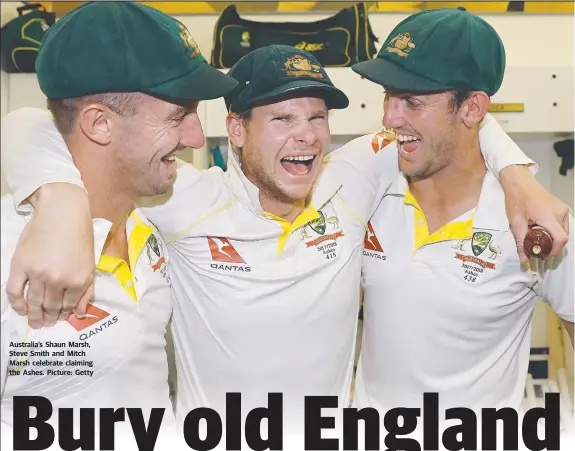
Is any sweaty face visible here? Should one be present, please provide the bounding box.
[382,90,461,181]
[240,97,330,204]
[112,95,205,197]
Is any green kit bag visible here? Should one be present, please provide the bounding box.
[211,2,377,69]
[1,3,56,73]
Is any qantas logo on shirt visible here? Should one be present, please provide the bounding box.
[207,237,251,272]
[66,304,119,340]
[208,237,245,263]
[66,305,110,331]
[363,222,386,260]
[371,129,396,153]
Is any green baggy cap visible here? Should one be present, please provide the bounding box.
[225,44,349,114]
[352,7,506,96]
[36,1,238,100]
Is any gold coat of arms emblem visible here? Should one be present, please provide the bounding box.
[386,32,416,57]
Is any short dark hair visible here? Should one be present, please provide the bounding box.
[237,108,252,122]
[447,90,471,113]
[47,92,143,135]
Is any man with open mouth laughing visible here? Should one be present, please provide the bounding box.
[1,37,570,446]
[223,46,348,224]
[352,7,573,446]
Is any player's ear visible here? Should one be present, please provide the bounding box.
[78,103,113,145]
[227,112,248,148]
[459,91,490,128]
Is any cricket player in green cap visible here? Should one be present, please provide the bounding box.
[0,2,235,449]
[1,7,571,448]
[353,7,573,447]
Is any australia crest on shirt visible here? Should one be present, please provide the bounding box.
[452,231,502,284]
[146,234,171,286]
[300,205,344,261]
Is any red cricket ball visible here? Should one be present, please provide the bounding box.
[524,226,553,260]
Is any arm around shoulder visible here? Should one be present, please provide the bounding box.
[137,160,229,243]
[324,132,400,222]
[0,107,85,212]
[478,113,536,175]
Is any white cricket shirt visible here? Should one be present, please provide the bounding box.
[357,171,574,418]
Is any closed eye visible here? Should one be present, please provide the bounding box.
[167,102,199,124]
[171,113,188,124]
[405,98,422,109]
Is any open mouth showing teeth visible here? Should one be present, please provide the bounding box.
[396,134,421,153]
[280,155,316,175]
[161,154,176,163]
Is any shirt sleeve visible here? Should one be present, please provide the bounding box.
[322,132,400,224]
[479,113,538,175]
[321,114,537,223]
[136,162,230,243]
[0,108,86,213]
[534,215,574,323]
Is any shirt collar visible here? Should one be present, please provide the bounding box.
[384,170,509,232]
[226,148,264,213]
[92,210,155,271]
[93,218,113,266]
